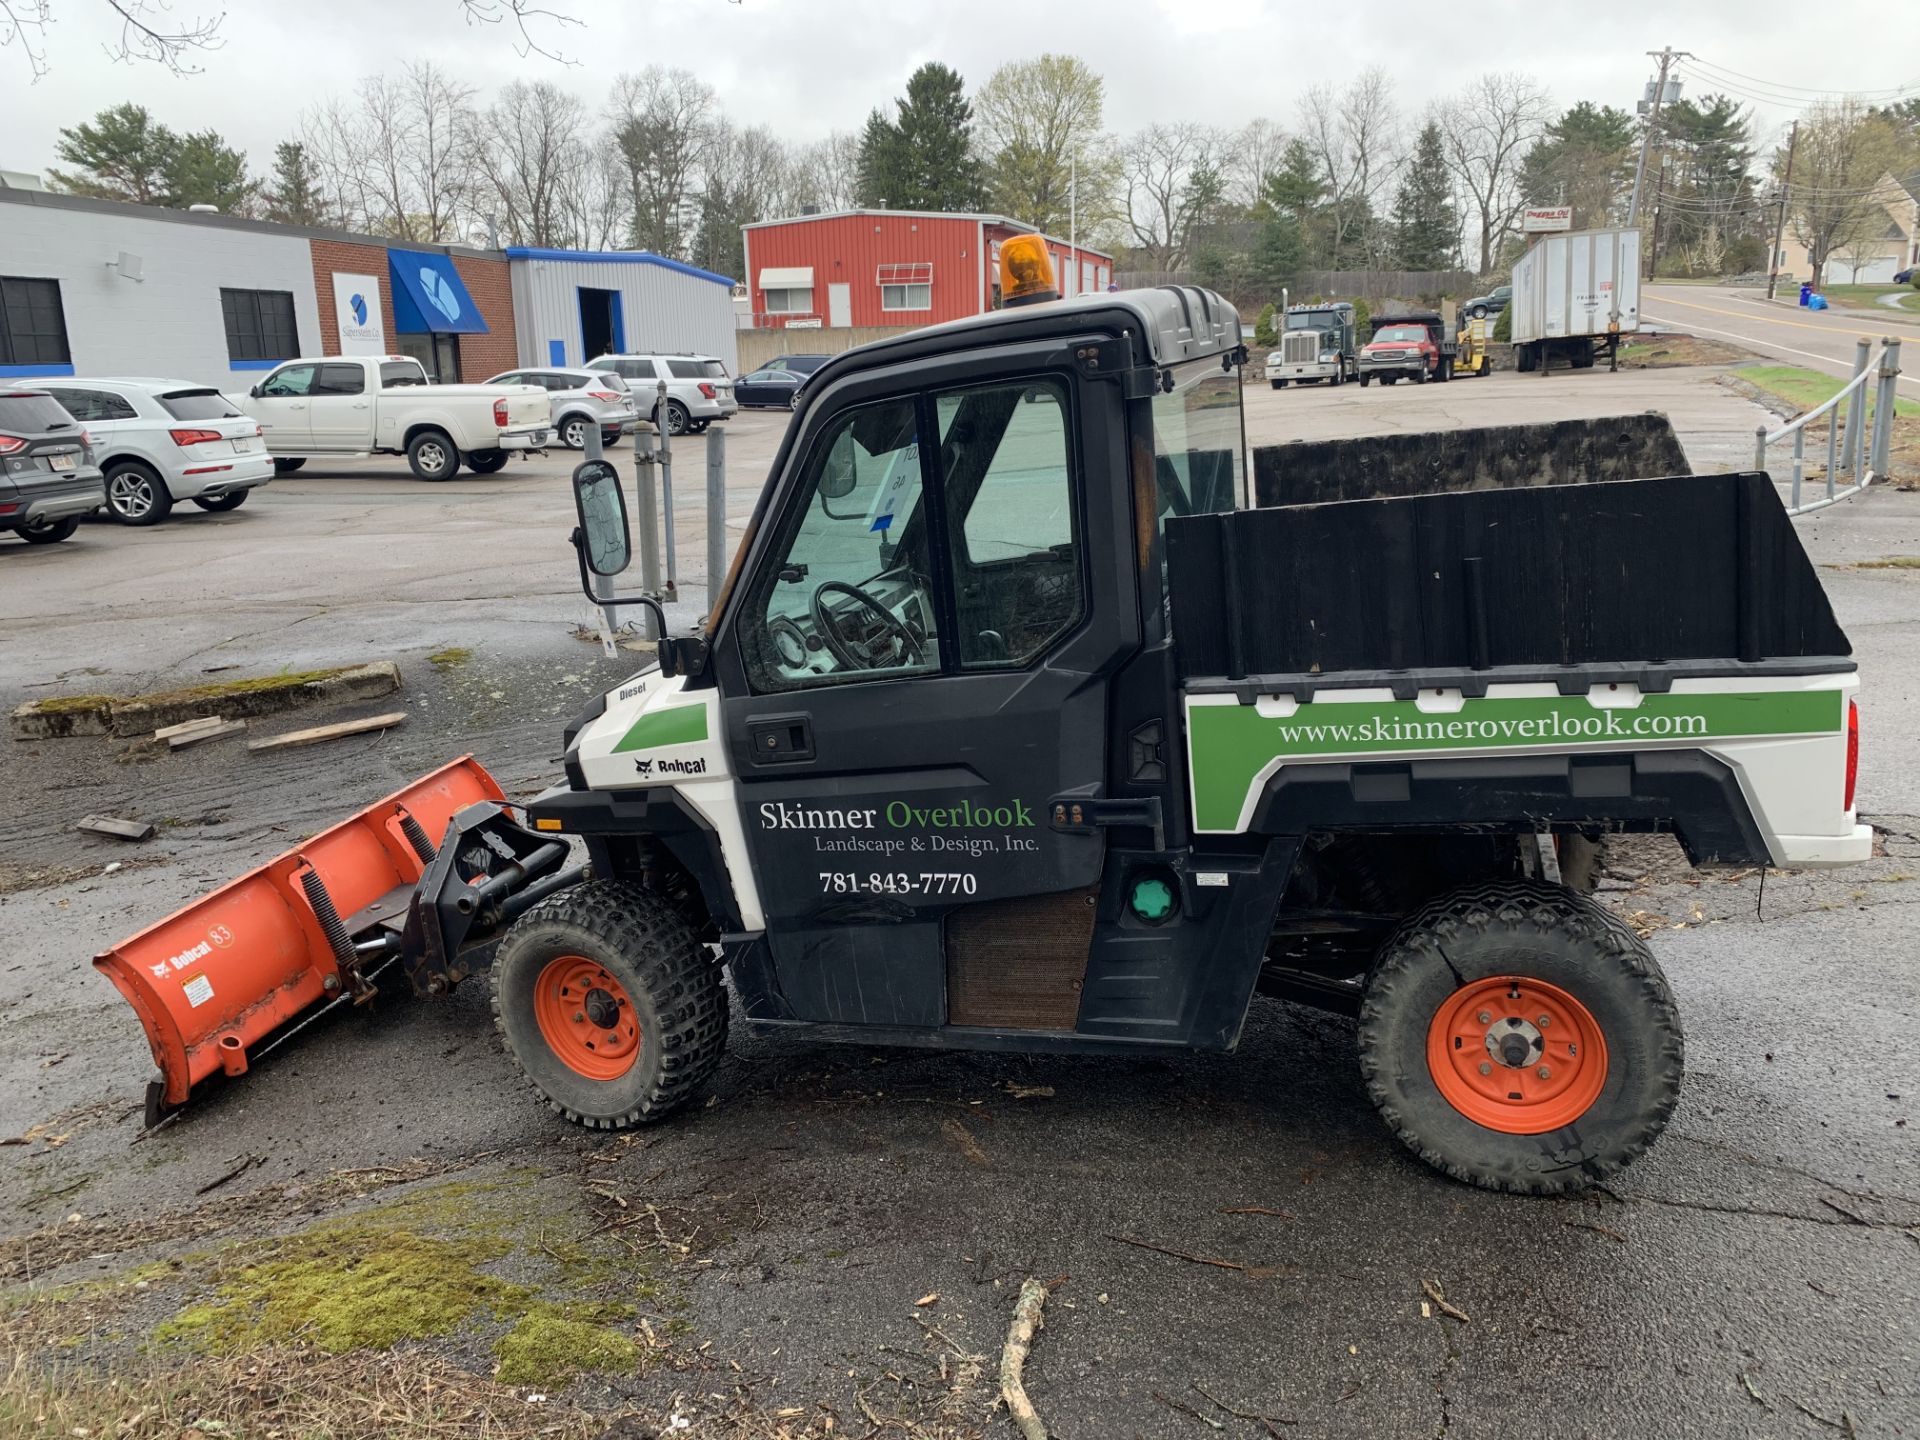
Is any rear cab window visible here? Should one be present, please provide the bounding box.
[666,358,728,380]
[380,361,428,388]
[159,390,242,422]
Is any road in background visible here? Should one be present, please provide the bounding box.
[1644,284,1920,394]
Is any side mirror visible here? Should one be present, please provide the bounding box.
[249,384,262,398]
[571,459,631,576]
[818,454,857,501]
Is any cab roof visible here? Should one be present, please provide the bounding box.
[841,286,1242,374]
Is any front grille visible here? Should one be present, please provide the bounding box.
[1282,332,1320,364]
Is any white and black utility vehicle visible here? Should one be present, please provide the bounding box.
[105,277,1869,1198]
[585,352,737,436]
[31,377,272,525]
[238,355,550,481]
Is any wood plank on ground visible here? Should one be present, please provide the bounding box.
[246,711,408,753]
[76,814,155,841]
[154,716,224,741]
[168,719,248,750]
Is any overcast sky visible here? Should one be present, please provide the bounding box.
[6,0,1917,178]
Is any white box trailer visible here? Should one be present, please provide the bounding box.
[1509,226,1640,374]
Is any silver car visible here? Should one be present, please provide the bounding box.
[584,353,737,436]
[29,377,273,525]
[485,367,640,451]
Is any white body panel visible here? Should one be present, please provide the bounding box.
[240,356,548,458]
[1511,228,1641,345]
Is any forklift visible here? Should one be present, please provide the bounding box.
[100,237,1867,1194]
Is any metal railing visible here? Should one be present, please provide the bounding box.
[1754,336,1903,515]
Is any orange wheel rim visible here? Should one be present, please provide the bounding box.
[1426,976,1608,1134]
[532,955,642,1081]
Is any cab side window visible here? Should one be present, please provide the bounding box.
[743,397,938,693]
[261,365,317,397]
[937,379,1083,667]
[316,364,365,396]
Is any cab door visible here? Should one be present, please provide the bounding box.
[715,343,1137,1032]
[250,363,318,449]
[306,363,373,449]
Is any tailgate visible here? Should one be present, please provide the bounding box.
[505,389,549,429]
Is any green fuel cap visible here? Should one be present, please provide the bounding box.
[1129,875,1176,923]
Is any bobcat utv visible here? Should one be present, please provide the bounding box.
[98,239,1868,1195]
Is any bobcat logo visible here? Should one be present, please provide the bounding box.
[633,758,654,776]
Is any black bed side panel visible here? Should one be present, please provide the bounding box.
[1167,472,1849,679]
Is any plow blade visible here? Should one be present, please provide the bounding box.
[95,757,507,1117]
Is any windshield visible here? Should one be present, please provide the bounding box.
[1285,313,1342,331]
[1372,326,1427,344]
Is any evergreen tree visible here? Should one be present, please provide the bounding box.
[1517,102,1637,228]
[1259,139,1331,267]
[264,141,329,225]
[48,102,175,203]
[1393,121,1458,268]
[163,131,254,212]
[853,107,906,208]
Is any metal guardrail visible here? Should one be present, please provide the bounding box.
[1754,336,1903,516]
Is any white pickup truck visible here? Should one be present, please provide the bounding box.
[237,355,550,481]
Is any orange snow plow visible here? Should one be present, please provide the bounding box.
[96,756,582,1124]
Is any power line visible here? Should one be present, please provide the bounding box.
[1675,60,1920,113]
[1683,55,1920,101]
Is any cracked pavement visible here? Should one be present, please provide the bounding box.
[1,386,1916,1436]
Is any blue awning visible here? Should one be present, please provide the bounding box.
[388,251,490,335]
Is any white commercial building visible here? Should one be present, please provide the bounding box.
[506,248,739,373]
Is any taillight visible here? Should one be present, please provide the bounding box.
[0,434,25,454]
[698,382,716,399]
[1845,699,1859,812]
[169,428,223,447]
[492,398,510,426]
[588,390,621,403]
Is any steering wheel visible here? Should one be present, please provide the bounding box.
[810,580,925,671]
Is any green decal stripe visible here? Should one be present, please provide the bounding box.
[611,704,709,753]
[1187,689,1843,832]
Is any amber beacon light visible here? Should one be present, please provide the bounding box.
[999,234,1058,307]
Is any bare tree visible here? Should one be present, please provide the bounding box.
[1224,117,1289,212]
[1435,71,1552,275]
[3,1,578,79]
[609,66,716,259]
[302,62,479,242]
[1299,70,1402,268]
[555,142,629,251]
[474,79,587,246]
[1781,99,1907,286]
[790,131,860,214]
[1120,123,1226,269]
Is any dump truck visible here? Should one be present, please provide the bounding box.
[1265,301,1358,387]
[1357,311,1459,385]
[99,236,1868,1196]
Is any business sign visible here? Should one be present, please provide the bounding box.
[332,272,387,355]
[1521,206,1574,234]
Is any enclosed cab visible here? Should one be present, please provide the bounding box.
[1358,312,1457,385]
[1266,302,1356,388]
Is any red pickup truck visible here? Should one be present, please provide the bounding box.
[1357,312,1457,386]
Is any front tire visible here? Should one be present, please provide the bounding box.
[466,449,510,474]
[104,461,174,526]
[490,880,728,1129]
[657,400,691,436]
[18,515,80,544]
[407,429,460,482]
[1358,881,1682,1195]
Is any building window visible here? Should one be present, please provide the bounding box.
[0,276,71,367]
[763,287,813,314]
[880,283,932,311]
[220,288,300,365]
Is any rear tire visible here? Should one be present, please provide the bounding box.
[559,415,591,450]
[466,449,510,474]
[192,491,250,512]
[407,429,460,481]
[491,880,729,1129]
[1357,881,1682,1195]
[18,515,80,544]
[273,457,306,476]
[104,460,174,526]
[1359,374,1372,386]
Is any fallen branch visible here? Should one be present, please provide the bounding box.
[1220,1206,1295,1219]
[195,1153,264,1196]
[1109,1233,1283,1277]
[1421,1279,1470,1323]
[1191,1380,1297,1432]
[1154,1391,1224,1430]
[1000,1277,1050,1440]
[1738,1370,1769,1409]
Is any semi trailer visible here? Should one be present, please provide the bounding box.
[1510,227,1642,374]
[99,238,1867,1196]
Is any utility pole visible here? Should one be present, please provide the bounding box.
[1628,46,1689,227]
[1766,119,1799,301]
[1647,159,1667,280]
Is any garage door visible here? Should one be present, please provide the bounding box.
[1838,255,1899,285]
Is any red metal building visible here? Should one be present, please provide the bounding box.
[740,209,1114,330]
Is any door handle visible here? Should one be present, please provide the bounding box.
[747,713,814,765]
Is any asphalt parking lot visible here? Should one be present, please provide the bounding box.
[2,363,1917,1437]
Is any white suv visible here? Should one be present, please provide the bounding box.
[31,377,272,525]
[584,353,737,436]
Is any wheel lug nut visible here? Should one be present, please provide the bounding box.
[1477,1011,1492,1025]
[573,1011,585,1023]
[1537,1066,1551,1079]
[1478,1062,1492,1075]
[1538,1015,1551,1028]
